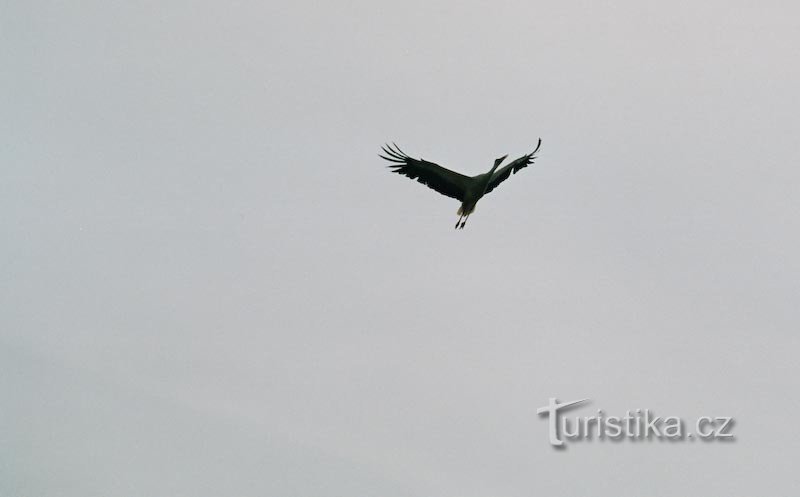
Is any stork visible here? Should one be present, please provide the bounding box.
[379,139,542,229]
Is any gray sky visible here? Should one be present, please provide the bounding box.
[3,0,800,495]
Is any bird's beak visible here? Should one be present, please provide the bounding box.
[497,154,508,164]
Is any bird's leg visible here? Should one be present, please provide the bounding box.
[455,215,463,229]
[459,214,470,229]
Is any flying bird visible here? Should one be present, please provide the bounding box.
[379,139,542,229]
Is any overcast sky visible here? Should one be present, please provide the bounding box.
[3,1,800,495]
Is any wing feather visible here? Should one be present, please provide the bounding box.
[484,138,542,195]
[380,143,470,201]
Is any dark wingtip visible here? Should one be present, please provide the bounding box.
[380,143,407,161]
[532,137,542,155]
[379,154,405,164]
[391,142,409,156]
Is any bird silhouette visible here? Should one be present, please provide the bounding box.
[380,139,542,229]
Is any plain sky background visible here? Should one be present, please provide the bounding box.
[3,0,800,495]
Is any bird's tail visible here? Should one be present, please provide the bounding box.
[457,204,474,216]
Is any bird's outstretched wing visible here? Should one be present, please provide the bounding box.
[484,138,542,195]
[380,143,471,201]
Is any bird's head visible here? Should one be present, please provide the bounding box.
[490,154,508,174]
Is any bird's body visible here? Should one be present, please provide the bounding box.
[457,169,500,217]
[379,139,542,229]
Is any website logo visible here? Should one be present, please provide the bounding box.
[536,398,735,447]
